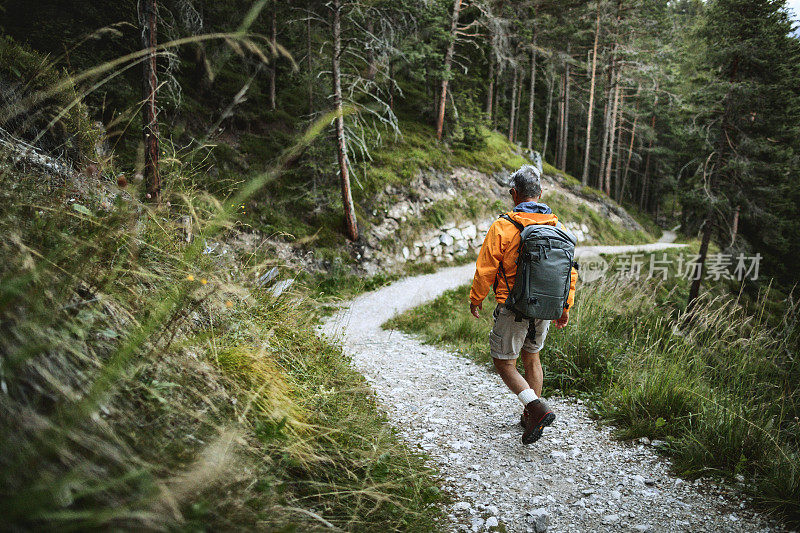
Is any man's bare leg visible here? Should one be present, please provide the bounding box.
[492,358,529,394]
[521,349,543,396]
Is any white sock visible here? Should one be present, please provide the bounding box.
[518,388,538,405]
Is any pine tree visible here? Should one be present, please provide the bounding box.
[686,0,800,304]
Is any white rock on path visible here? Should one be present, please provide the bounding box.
[527,508,549,533]
[320,251,783,533]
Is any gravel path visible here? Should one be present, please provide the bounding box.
[575,241,686,258]
[320,245,782,533]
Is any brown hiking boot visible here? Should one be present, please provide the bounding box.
[522,399,555,445]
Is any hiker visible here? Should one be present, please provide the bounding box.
[469,165,578,444]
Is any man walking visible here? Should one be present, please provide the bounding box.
[469,165,578,444]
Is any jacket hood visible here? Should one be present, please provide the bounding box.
[504,210,559,227]
[514,201,552,214]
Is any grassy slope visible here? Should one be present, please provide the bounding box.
[0,158,446,531]
[385,248,800,525]
[0,102,662,531]
[234,118,656,276]
[0,39,664,529]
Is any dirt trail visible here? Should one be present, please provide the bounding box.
[320,242,780,533]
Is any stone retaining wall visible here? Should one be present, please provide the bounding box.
[360,216,592,275]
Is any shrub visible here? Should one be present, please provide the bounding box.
[0,36,99,163]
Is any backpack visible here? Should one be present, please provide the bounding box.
[496,214,577,321]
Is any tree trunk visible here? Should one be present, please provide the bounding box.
[581,7,601,186]
[492,68,501,129]
[542,63,555,161]
[640,87,658,210]
[269,1,277,111]
[487,50,495,120]
[526,37,537,152]
[604,68,621,196]
[559,45,571,171]
[621,93,640,201]
[614,90,625,200]
[332,0,358,241]
[572,109,581,171]
[508,65,518,142]
[598,88,611,189]
[555,69,565,167]
[730,205,740,247]
[307,7,313,114]
[687,217,713,310]
[689,61,739,309]
[514,64,524,143]
[141,0,160,202]
[436,0,463,140]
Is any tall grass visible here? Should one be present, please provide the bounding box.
[0,133,446,530]
[0,21,446,527]
[386,266,799,524]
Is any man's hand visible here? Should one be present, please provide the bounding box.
[554,308,569,329]
[470,302,483,319]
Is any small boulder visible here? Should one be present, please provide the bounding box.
[462,224,478,240]
[602,514,620,525]
[526,508,549,533]
[453,501,471,511]
[446,227,464,240]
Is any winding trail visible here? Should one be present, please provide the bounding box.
[320,240,781,533]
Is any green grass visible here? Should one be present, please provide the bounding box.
[384,286,498,364]
[0,36,100,162]
[242,119,532,264]
[385,248,800,525]
[0,148,446,531]
[451,127,529,173]
[538,162,663,244]
[622,202,665,240]
[544,191,655,245]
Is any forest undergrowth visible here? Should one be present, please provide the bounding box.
[0,132,447,531]
[385,249,800,525]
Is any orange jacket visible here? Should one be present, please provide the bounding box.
[469,211,578,309]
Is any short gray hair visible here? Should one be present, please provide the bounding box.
[509,165,542,199]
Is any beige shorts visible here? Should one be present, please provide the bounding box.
[489,305,551,360]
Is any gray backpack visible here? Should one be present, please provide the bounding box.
[497,214,577,321]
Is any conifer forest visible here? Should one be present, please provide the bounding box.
[1,0,799,530]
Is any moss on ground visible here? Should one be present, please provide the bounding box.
[0,36,100,162]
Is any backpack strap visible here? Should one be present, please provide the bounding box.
[496,214,525,318]
[496,214,522,293]
[499,213,525,232]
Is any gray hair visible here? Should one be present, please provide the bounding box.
[509,165,542,199]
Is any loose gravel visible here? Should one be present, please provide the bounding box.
[320,247,784,533]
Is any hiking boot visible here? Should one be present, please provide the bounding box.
[522,399,555,445]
